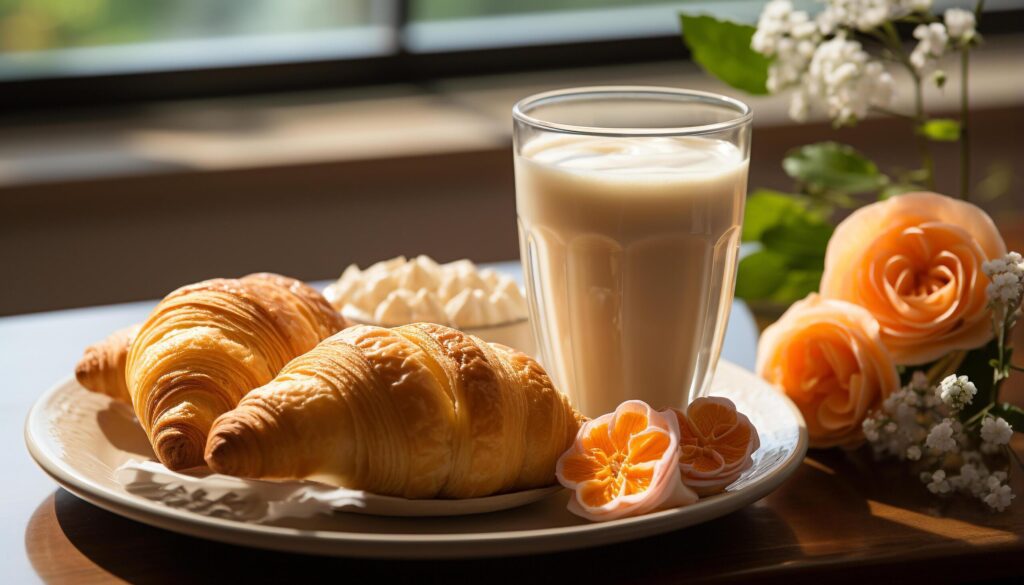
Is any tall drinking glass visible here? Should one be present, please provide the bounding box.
[513,87,752,418]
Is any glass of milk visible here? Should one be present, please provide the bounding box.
[513,87,751,418]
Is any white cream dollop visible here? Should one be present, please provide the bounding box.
[326,255,528,328]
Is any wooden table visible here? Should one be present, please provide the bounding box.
[4,264,1022,583]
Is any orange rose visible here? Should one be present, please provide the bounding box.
[757,294,900,448]
[820,192,1006,365]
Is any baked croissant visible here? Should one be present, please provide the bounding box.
[205,323,583,498]
[75,324,141,402]
[127,273,346,471]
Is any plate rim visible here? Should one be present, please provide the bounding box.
[25,361,808,558]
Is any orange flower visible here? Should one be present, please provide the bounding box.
[820,192,1006,365]
[757,294,900,448]
[556,401,697,521]
[671,397,760,496]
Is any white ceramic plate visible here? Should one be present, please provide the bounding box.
[25,360,806,558]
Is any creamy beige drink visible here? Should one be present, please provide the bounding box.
[516,134,748,417]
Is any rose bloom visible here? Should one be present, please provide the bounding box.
[757,294,900,448]
[820,192,1006,365]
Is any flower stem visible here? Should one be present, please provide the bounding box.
[913,74,936,190]
[963,403,995,429]
[959,46,971,201]
[880,21,936,189]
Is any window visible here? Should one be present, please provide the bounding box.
[0,1,1021,103]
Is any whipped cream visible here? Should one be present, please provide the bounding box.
[324,255,528,328]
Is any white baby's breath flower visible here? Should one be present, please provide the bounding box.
[937,374,977,411]
[818,0,932,34]
[910,371,930,390]
[862,417,881,442]
[752,0,823,99]
[952,462,980,490]
[925,419,958,453]
[906,445,922,460]
[910,23,949,71]
[983,252,1024,306]
[981,416,1013,446]
[926,469,952,494]
[944,8,977,43]
[803,35,894,125]
[984,483,1015,512]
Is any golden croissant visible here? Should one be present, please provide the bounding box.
[127,273,346,471]
[205,323,583,498]
[76,324,141,403]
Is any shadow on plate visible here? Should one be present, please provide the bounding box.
[96,402,155,459]
[25,488,805,585]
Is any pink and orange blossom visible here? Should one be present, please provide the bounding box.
[556,400,697,521]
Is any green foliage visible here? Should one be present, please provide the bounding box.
[735,250,788,299]
[742,189,822,242]
[919,119,962,142]
[957,339,1001,423]
[735,190,833,303]
[879,183,922,200]
[679,14,770,95]
[783,142,889,194]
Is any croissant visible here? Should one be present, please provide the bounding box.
[127,273,346,471]
[205,323,583,498]
[75,324,141,402]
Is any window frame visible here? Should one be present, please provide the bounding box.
[1,1,1022,113]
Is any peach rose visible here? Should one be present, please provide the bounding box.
[820,192,1006,365]
[757,294,900,448]
[671,397,760,496]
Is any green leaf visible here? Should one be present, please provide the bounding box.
[990,403,1024,432]
[876,184,925,200]
[735,250,789,300]
[783,142,888,194]
[770,269,823,303]
[680,15,769,95]
[919,119,961,142]
[742,190,818,242]
[760,218,833,265]
[957,339,1000,423]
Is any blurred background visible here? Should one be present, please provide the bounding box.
[1,0,1022,315]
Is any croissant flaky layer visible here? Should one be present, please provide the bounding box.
[205,323,584,499]
[75,324,141,402]
[126,273,346,471]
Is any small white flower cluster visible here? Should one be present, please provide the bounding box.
[982,252,1024,306]
[910,22,948,71]
[944,8,978,43]
[751,1,982,123]
[981,415,1014,447]
[864,372,1016,512]
[937,374,977,411]
[751,0,821,95]
[818,0,932,34]
[751,0,897,125]
[863,371,939,460]
[803,35,894,125]
[909,10,978,72]
[920,462,1015,511]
